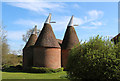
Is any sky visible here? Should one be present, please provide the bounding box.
[2,2,118,54]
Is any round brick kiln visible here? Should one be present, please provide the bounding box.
[23,26,38,69]
[33,14,61,69]
[34,47,61,69]
[62,16,79,69]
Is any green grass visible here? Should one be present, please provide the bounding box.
[2,71,67,79]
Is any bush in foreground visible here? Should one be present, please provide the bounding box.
[66,35,120,81]
[2,65,23,72]
[3,65,63,73]
[24,67,63,73]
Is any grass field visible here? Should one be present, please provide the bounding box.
[2,71,68,79]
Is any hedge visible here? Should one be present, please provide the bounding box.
[24,67,64,73]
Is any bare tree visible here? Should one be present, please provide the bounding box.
[0,25,10,66]
[22,28,40,43]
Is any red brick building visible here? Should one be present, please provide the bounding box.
[33,14,61,69]
[23,14,79,70]
[61,16,79,69]
[23,25,38,69]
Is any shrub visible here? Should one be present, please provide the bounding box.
[66,35,120,81]
[15,65,23,70]
[24,67,63,73]
[2,54,23,68]
[2,65,23,72]
[2,64,11,70]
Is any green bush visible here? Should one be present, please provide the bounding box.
[15,65,23,70]
[2,64,11,70]
[2,65,23,72]
[66,35,120,81]
[24,67,63,73]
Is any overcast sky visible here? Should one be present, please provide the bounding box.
[2,2,118,54]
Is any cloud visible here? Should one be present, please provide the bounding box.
[52,14,103,31]
[3,0,119,2]
[7,2,65,15]
[13,11,103,31]
[3,0,41,2]
[52,15,102,30]
[87,10,104,20]
[77,10,104,29]
[13,16,83,31]
[51,16,84,31]
[68,10,104,30]
[14,19,44,29]
[13,9,104,30]
[81,26,97,29]
[90,21,102,26]
[8,2,104,30]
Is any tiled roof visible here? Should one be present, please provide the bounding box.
[35,23,60,48]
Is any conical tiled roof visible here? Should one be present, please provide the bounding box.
[35,14,60,48]
[62,16,79,49]
[24,25,38,48]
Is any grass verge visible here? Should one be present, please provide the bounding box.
[2,71,67,79]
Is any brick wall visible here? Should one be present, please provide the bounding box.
[62,49,70,69]
[33,47,61,69]
[23,46,34,69]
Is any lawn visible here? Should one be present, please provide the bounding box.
[2,71,68,79]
